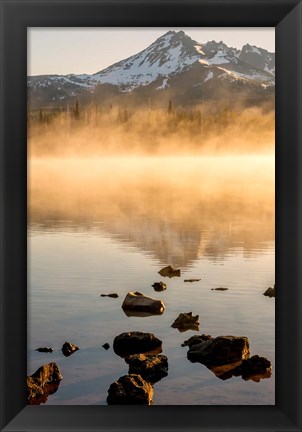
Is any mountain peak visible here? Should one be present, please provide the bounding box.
[27,30,275,107]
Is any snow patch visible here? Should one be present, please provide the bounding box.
[199,59,210,66]
[209,50,230,65]
[203,71,213,83]
[156,77,169,90]
[195,45,205,55]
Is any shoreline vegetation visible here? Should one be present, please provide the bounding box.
[28,100,274,157]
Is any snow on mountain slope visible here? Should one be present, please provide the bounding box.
[91,31,200,90]
[239,44,275,76]
[27,30,275,106]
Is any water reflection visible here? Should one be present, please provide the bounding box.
[28,156,274,267]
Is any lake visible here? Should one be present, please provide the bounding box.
[27,155,275,405]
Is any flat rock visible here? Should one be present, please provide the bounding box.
[263,285,275,298]
[158,265,181,278]
[125,354,168,383]
[184,278,201,283]
[122,291,165,314]
[152,282,167,292]
[100,293,119,298]
[27,362,63,405]
[62,341,79,357]
[113,331,162,358]
[211,287,229,291]
[171,312,200,332]
[107,374,153,405]
[35,347,54,353]
[186,335,250,366]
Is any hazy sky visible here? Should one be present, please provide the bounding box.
[28,28,275,76]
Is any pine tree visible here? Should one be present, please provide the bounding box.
[74,99,80,120]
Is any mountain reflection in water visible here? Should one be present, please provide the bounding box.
[29,156,274,267]
[28,155,275,405]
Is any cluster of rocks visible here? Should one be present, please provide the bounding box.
[30,264,274,404]
[182,334,272,382]
[107,331,168,405]
[27,340,79,404]
[34,341,79,358]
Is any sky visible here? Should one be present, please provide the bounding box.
[28,28,275,76]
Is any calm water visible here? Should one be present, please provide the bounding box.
[28,156,275,405]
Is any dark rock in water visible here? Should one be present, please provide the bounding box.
[158,265,181,278]
[62,341,79,357]
[171,312,200,332]
[100,293,119,298]
[102,343,110,350]
[182,334,212,347]
[236,355,272,382]
[113,331,162,358]
[107,374,153,405]
[209,355,272,382]
[263,285,275,298]
[125,354,168,384]
[186,335,250,366]
[184,278,201,283]
[122,291,165,314]
[35,347,54,353]
[211,287,229,291]
[27,362,63,405]
[152,282,167,292]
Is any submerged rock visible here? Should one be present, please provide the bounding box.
[62,341,79,357]
[35,347,53,353]
[185,335,250,366]
[211,287,229,291]
[125,354,168,383]
[113,331,162,358]
[102,343,110,350]
[152,282,167,292]
[122,291,165,315]
[27,362,63,405]
[171,312,200,332]
[100,293,119,298]
[263,285,275,298]
[107,374,153,405]
[184,278,201,283]
[158,265,181,278]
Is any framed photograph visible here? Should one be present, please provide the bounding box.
[0,0,301,431]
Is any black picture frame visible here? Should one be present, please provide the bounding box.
[0,0,301,431]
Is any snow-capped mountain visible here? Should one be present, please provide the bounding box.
[27,30,275,108]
